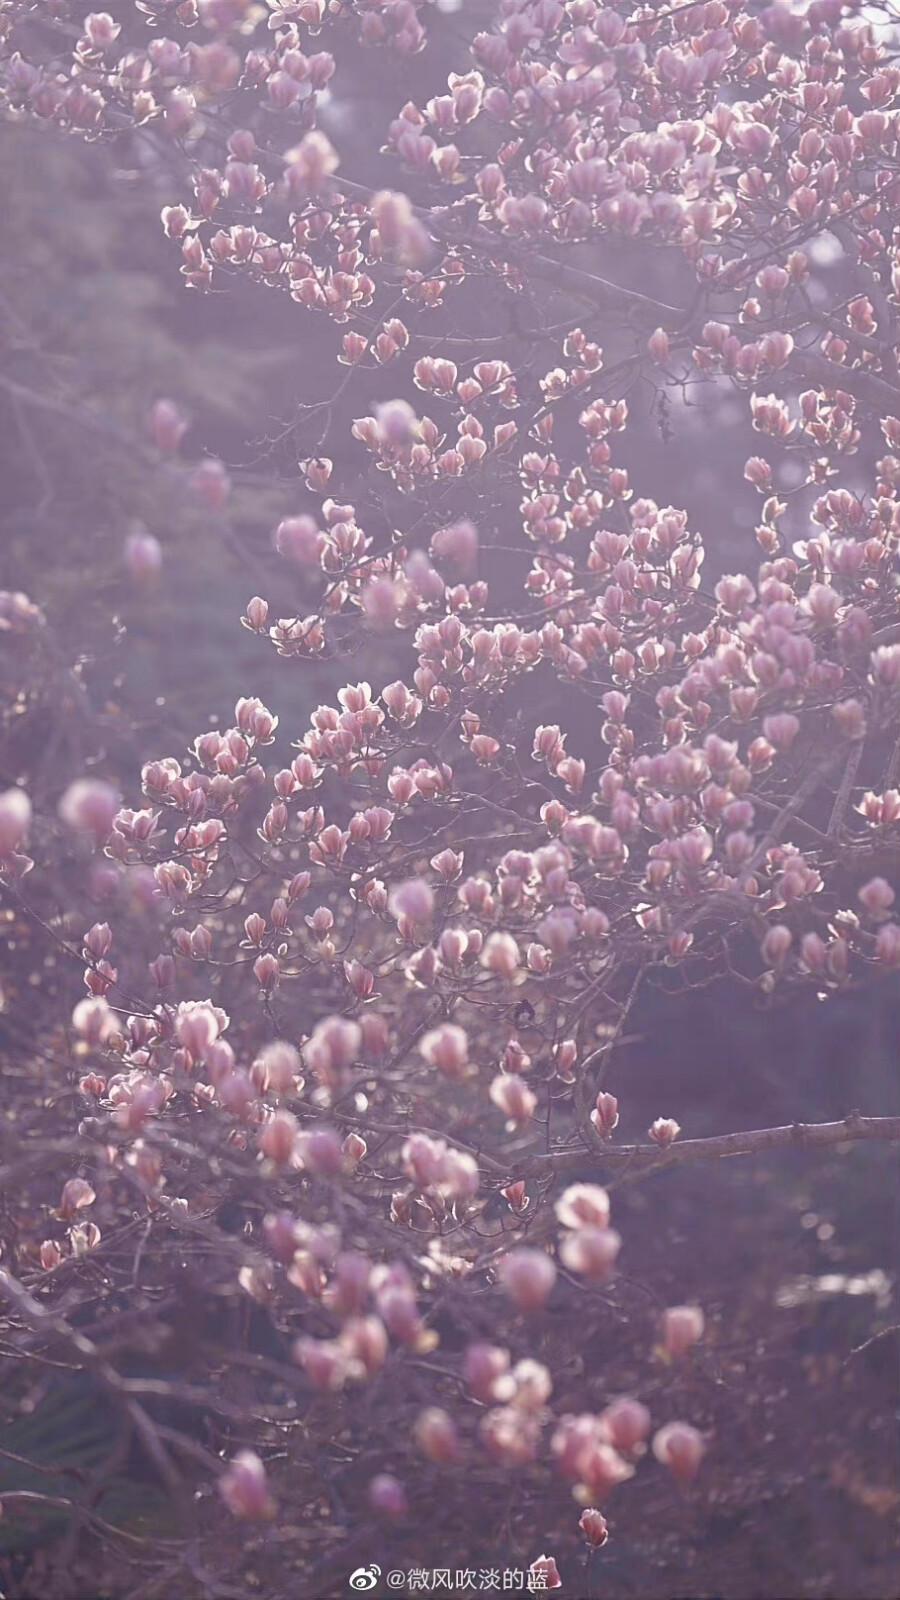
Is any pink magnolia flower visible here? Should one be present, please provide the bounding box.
[124,528,162,582]
[497,1248,556,1311]
[368,1474,407,1519]
[529,1557,562,1590]
[59,1178,96,1220]
[188,458,231,511]
[600,1398,651,1455]
[555,1184,611,1230]
[480,931,520,979]
[761,923,793,967]
[219,1451,276,1520]
[591,1091,620,1139]
[648,1118,681,1148]
[58,779,120,843]
[463,1342,511,1403]
[652,1421,706,1484]
[420,1024,469,1078]
[258,1110,299,1165]
[763,713,800,752]
[147,398,188,453]
[0,788,32,855]
[489,1072,537,1126]
[560,1228,622,1282]
[579,1508,609,1547]
[661,1305,705,1359]
[858,877,896,918]
[388,877,435,926]
[415,1407,460,1464]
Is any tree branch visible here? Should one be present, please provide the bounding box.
[0,1267,186,1513]
[790,350,900,409]
[333,178,691,326]
[524,1112,900,1178]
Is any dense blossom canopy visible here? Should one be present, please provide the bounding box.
[0,0,898,1591]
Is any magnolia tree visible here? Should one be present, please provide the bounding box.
[1,0,900,1594]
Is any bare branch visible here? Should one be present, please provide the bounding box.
[524,1113,900,1179]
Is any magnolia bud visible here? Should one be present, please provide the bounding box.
[59,1178,95,1220]
[342,1132,367,1168]
[489,1073,537,1126]
[761,923,792,968]
[149,954,175,989]
[58,779,120,843]
[762,713,800,752]
[647,327,670,363]
[219,1451,276,1520]
[652,1421,705,1485]
[368,1473,407,1519]
[297,1126,343,1175]
[502,1180,528,1213]
[858,877,895,918]
[242,595,269,633]
[591,1091,619,1138]
[253,953,280,991]
[388,877,435,925]
[497,1248,556,1311]
[661,1305,705,1359]
[529,1557,561,1591]
[560,1227,621,1281]
[176,1003,220,1058]
[263,1212,298,1266]
[188,458,231,510]
[600,1397,651,1454]
[255,1040,301,1093]
[480,931,520,980]
[556,1184,611,1230]
[420,1024,469,1079]
[148,398,188,454]
[648,1117,680,1148]
[0,788,32,855]
[579,1508,609,1547]
[463,1342,510,1403]
[124,528,163,582]
[259,1111,298,1165]
[415,1407,460,1464]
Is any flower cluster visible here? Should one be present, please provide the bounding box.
[2,0,900,1589]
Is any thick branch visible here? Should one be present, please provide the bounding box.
[430,216,900,407]
[328,180,900,409]
[333,177,691,326]
[458,227,689,326]
[742,748,846,881]
[524,1113,900,1178]
[789,350,900,409]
